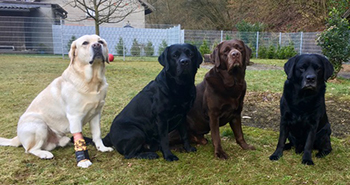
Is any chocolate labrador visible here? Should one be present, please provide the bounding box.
[170,39,255,159]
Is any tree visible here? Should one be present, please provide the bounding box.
[66,0,142,35]
[130,38,141,56]
[199,39,210,56]
[158,40,167,55]
[115,37,125,56]
[317,8,350,78]
[145,41,154,56]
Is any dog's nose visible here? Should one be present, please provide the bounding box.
[180,59,190,66]
[92,43,101,50]
[232,51,239,57]
[306,75,316,83]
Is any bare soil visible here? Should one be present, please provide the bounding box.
[201,62,350,138]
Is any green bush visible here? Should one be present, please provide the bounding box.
[130,38,141,56]
[115,37,125,56]
[158,40,168,55]
[275,42,297,59]
[317,7,350,78]
[199,39,211,56]
[267,45,276,59]
[145,41,154,57]
[67,35,76,52]
[258,46,268,59]
[235,20,266,32]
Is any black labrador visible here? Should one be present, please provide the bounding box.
[103,44,202,161]
[269,54,334,165]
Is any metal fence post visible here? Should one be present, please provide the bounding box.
[60,17,64,59]
[279,32,282,46]
[256,31,259,58]
[220,30,223,42]
[300,31,303,54]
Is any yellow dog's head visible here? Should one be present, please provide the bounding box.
[69,35,109,65]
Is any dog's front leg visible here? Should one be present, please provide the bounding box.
[178,117,196,152]
[302,124,317,165]
[90,113,113,152]
[157,116,178,161]
[269,119,289,161]
[68,115,92,168]
[209,112,228,159]
[229,115,255,150]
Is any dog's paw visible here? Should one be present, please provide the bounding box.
[241,143,256,150]
[77,159,92,168]
[165,155,179,162]
[215,150,228,160]
[316,150,331,158]
[184,146,197,152]
[97,146,114,152]
[31,150,54,159]
[269,154,281,161]
[302,159,314,165]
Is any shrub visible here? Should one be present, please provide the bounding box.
[267,45,276,59]
[317,8,350,78]
[115,37,125,56]
[275,42,297,59]
[158,40,168,55]
[199,39,211,56]
[211,40,220,53]
[130,38,141,56]
[67,35,76,52]
[145,41,154,57]
[258,45,268,59]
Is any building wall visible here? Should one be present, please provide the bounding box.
[41,0,146,28]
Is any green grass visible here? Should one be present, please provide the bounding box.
[0,55,349,184]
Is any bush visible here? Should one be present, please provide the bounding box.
[267,45,276,59]
[158,40,168,55]
[145,41,154,57]
[317,8,350,78]
[67,35,76,52]
[235,20,266,32]
[115,37,125,56]
[275,42,297,59]
[130,38,141,56]
[199,39,211,56]
[258,46,268,59]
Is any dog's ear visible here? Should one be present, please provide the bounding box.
[194,46,203,68]
[317,55,334,81]
[245,44,252,65]
[284,55,299,80]
[69,40,77,64]
[211,42,222,68]
[158,46,169,70]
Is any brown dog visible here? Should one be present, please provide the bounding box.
[170,39,255,159]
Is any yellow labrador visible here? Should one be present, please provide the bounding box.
[0,35,113,168]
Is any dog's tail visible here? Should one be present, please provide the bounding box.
[102,133,113,147]
[0,136,21,147]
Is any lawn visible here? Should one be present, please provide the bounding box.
[0,55,349,184]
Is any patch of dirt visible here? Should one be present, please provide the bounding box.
[242,91,350,138]
[200,62,350,138]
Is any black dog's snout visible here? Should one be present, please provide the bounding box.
[180,59,190,66]
[306,74,316,83]
[92,43,101,50]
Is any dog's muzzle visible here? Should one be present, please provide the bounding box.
[228,50,242,71]
[89,43,105,64]
[302,74,317,90]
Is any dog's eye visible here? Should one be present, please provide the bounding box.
[82,41,89,45]
[98,41,104,45]
[299,67,305,72]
